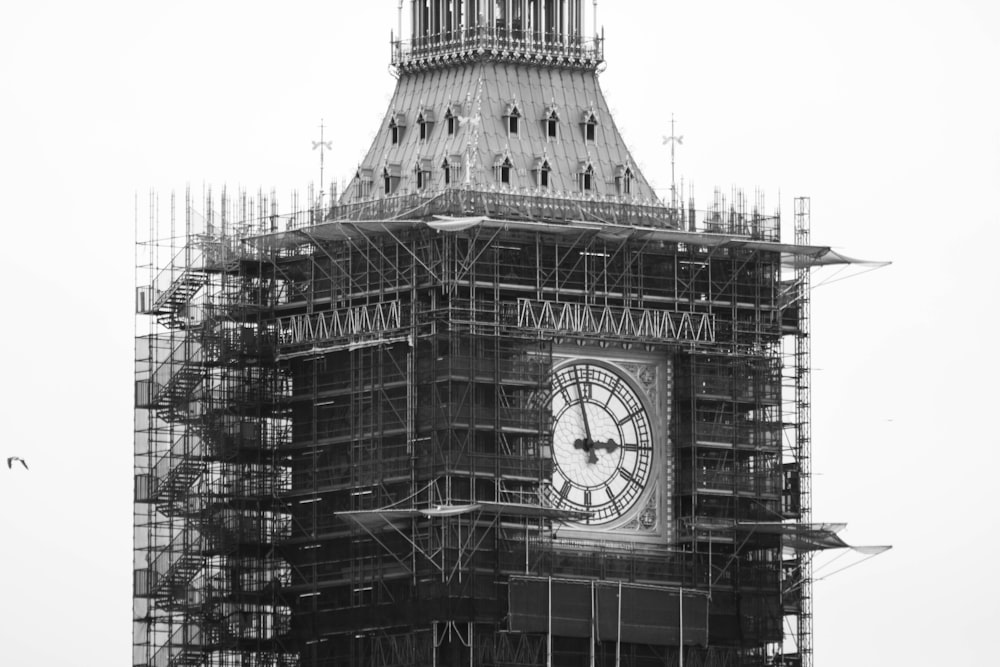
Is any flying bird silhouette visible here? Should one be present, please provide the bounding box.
[7,456,28,470]
[456,114,481,128]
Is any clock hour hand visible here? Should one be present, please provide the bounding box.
[573,437,618,464]
[593,438,618,454]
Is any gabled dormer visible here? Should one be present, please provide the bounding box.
[533,156,553,189]
[616,163,634,196]
[494,151,515,186]
[389,112,407,145]
[416,107,435,141]
[581,106,599,143]
[442,154,462,186]
[543,104,560,141]
[414,158,433,190]
[504,101,522,137]
[578,160,596,193]
[444,103,461,136]
[383,163,401,195]
[354,167,375,199]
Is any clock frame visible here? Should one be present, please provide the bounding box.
[546,360,656,526]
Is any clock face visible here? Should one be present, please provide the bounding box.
[547,362,653,525]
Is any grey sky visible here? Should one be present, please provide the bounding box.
[1,1,996,665]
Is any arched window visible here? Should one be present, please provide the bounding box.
[582,111,598,142]
[504,103,522,136]
[544,108,559,140]
[442,155,461,185]
[389,113,407,145]
[417,109,435,141]
[533,158,552,188]
[578,162,595,192]
[355,168,374,198]
[616,165,634,195]
[495,155,514,185]
[383,165,401,195]
[414,159,432,190]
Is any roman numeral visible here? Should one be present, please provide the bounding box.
[606,487,623,513]
[617,409,644,426]
[622,441,651,451]
[603,376,622,408]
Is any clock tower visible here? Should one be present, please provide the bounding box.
[134,3,825,667]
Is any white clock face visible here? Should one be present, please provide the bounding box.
[546,362,653,525]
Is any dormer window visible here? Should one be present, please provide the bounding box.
[442,155,461,185]
[504,104,522,136]
[445,108,457,135]
[578,162,596,192]
[495,155,514,185]
[583,114,597,141]
[389,113,406,145]
[383,165,401,195]
[582,112,598,142]
[544,108,559,140]
[414,159,432,190]
[616,165,634,195]
[533,158,552,188]
[417,109,435,141]
[355,168,374,198]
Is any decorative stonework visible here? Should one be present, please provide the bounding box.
[623,489,658,532]
[620,362,658,410]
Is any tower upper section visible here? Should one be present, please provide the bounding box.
[394,0,603,73]
[340,0,662,214]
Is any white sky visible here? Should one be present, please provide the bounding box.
[1,1,997,665]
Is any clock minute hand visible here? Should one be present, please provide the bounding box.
[573,370,594,445]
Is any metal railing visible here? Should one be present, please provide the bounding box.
[392,28,604,69]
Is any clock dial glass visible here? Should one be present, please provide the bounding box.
[547,362,653,524]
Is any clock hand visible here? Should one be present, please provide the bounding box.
[572,367,594,447]
[586,439,618,465]
[593,438,618,453]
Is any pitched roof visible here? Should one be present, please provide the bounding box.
[341,62,658,206]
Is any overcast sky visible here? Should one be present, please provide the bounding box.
[1,1,997,665]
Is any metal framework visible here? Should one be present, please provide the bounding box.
[134,186,816,667]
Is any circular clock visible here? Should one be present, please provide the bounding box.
[547,361,654,525]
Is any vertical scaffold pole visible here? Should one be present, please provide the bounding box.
[590,580,596,667]
[547,576,553,667]
[794,196,813,667]
[615,580,621,667]
[679,588,684,667]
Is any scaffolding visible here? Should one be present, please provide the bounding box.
[135,185,815,667]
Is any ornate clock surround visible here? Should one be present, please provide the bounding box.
[546,348,673,543]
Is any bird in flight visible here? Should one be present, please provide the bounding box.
[7,456,28,470]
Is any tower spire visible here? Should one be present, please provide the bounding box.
[663,114,684,208]
[312,119,332,208]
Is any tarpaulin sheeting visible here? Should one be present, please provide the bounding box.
[508,577,708,646]
[738,522,854,552]
[781,248,890,269]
